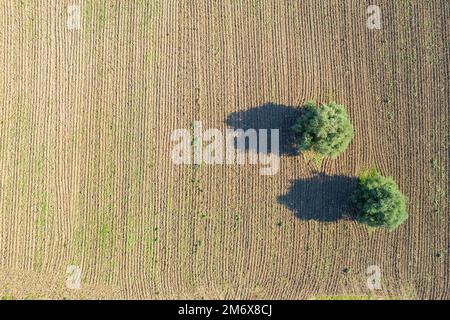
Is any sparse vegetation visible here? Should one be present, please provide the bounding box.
[343,267,352,274]
[430,159,438,169]
[353,169,408,231]
[292,102,354,160]
[1,294,14,300]
[193,240,202,254]
[233,214,241,230]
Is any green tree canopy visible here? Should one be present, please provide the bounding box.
[292,102,354,159]
[353,169,408,230]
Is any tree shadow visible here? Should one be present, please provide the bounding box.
[277,174,358,222]
[225,103,301,156]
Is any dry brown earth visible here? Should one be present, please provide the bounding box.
[0,0,448,299]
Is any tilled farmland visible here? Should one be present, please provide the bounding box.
[0,0,448,299]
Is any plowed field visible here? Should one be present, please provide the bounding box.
[0,0,448,299]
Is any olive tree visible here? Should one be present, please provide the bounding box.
[292,102,354,159]
[353,169,408,230]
